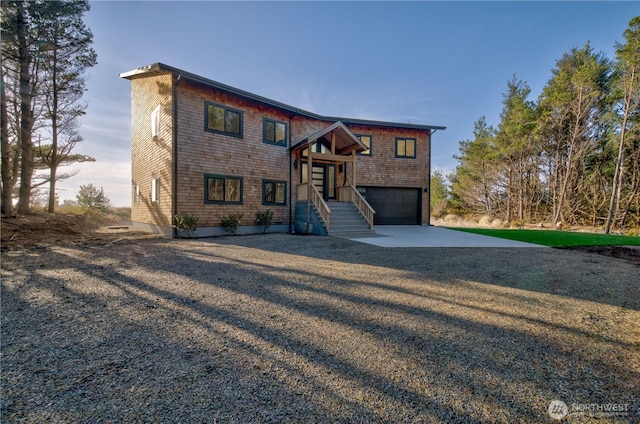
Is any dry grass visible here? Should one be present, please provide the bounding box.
[2,234,639,423]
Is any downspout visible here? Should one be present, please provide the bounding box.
[172,73,182,237]
[288,110,298,233]
[426,128,438,226]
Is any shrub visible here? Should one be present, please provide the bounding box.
[255,209,274,233]
[175,213,199,238]
[221,213,243,235]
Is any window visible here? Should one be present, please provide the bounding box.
[205,174,243,204]
[151,105,160,140]
[357,134,372,156]
[263,118,287,146]
[395,137,416,158]
[301,141,329,157]
[151,177,159,203]
[134,184,140,204]
[205,102,243,138]
[262,180,286,205]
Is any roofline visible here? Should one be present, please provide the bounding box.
[120,63,447,132]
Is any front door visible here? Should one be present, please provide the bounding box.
[302,163,336,201]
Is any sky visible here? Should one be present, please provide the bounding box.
[55,0,639,207]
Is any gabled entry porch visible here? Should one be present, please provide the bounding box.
[291,121,375,235]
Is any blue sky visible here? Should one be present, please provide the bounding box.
[57,1,639,206]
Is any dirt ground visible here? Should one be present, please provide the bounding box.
[3,213,639,263]
[0,212,157,250]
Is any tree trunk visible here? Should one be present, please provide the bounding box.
[47,42,59,213]
[16,1,34,214]
[1,69,12,215]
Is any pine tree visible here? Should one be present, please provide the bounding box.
[76,183,110,213]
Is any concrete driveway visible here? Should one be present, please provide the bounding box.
[347,225,546,248]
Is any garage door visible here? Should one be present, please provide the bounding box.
[358,187,421,225]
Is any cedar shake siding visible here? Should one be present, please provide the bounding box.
[121,63,445,237]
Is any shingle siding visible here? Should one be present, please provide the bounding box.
[130,74,174,235]
[175,81,290,229]
[125,65,437,235]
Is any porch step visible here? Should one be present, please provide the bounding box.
[327,202,373,237]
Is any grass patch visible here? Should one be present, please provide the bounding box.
[448,228,640,247]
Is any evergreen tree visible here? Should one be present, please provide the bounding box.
[37,0,97,213]
[429,170,449,218]
[451,117,499,218]
[537,43,610,225]
[76,183,110,213]
[605,16,640,233]
[495,77,540,222]
[0,0,96,215]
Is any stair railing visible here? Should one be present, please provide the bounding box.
[297,183,330,232]
[338,186,375,230]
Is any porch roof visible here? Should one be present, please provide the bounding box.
[290,121,368,155]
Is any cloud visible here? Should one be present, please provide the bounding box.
[56,160,131,207]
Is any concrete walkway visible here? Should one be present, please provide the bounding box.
[346,225,546,248]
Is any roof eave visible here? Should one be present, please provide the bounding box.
[120,63,447,132]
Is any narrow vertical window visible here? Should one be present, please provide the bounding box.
[151,177,159,203]
[134,184,140,204]
[151,105,160,140]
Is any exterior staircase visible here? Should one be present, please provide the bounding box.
[327,202,375,238]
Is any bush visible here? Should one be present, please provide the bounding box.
[221,213,243,235]
[255,209,274,233]
[175,213,199,238]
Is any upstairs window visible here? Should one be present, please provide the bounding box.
[357,134,372,156]
[301,141,329,157]
[395,137,416,158]
[151,105,160,140]
[263,118,287,146]
[205,174,243,204]
[205,102,243,138]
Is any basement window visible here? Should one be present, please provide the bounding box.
[205,174,243,204]
[262,180,286,205]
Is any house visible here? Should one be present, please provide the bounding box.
[120,63,445,237]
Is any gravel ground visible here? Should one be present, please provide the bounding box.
[2,234,639,423]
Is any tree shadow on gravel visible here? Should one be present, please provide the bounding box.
[210,233,640,311]
[3,239,638,423]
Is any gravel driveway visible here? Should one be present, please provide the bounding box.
[2,234,638,423]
